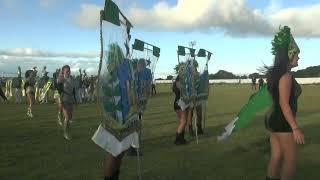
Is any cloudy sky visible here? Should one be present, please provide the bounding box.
[1,0,320,78]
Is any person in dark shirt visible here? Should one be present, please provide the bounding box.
[0,86,7,101]
[151,79,156,95]
[258,77,264,90]
[251,76,257,90]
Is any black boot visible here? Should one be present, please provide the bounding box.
[266,176,280,180]
[197,124,204,135]
[113,170,120,180]
[189,125,195,136]
[181,131,187,144]
[174,132,186,145]
[104,170,120,180]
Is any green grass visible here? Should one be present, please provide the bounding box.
[1,84,319,180]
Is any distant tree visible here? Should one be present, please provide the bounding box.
[166,75,174,80]
[239,75,248,79]
[293,65,320,78]
[174,63,183,74]
[248,73,260,79]
[210,70,237,79]
[209,74,215,80]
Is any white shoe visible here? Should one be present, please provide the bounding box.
[64,133,71,140]
[58,120,63,126]
[57,114,63,126]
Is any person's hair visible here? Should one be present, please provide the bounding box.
[138,58,146,67]
[264,46,290,101]
[62,65,70,75]
[172,75,180,92]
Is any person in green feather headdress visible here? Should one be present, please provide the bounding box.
[264,26,304,180]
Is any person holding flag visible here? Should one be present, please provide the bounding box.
[264,26,304,180]
[218,26,304,180]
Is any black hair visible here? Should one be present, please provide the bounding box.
[264,46,291,101]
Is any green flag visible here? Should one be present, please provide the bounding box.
[218,85,273,141]
[103,0,120,26]
[153,46,160,57]
[197,49,206,57]
[235,85,273,129]
[133,39,145,51]
[178,46,185,56]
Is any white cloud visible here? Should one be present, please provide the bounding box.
[270,4,320,37]
[0,48,99,58]
[73,4,102,28]
[69,0,319,37]
[127,0,320,37]
[128,0,274,36]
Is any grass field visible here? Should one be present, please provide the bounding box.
[1,84,319,180]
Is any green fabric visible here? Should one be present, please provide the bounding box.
[132,39,145,51]
[103,0,120,26]
[271,26,300,60]
[178,46,185,56]
[234,85,273,129]
[197,49,206,57]
[153,46,160,57]
[107,43,124,71]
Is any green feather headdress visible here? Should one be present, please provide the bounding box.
[271,26,300,60]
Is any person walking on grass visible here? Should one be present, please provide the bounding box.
[57,65,77,140]
[24,68,37,118]
[172,75,188,145]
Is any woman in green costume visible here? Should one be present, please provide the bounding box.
[265,26,305,180]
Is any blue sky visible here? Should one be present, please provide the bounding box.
[0,0,320,78]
